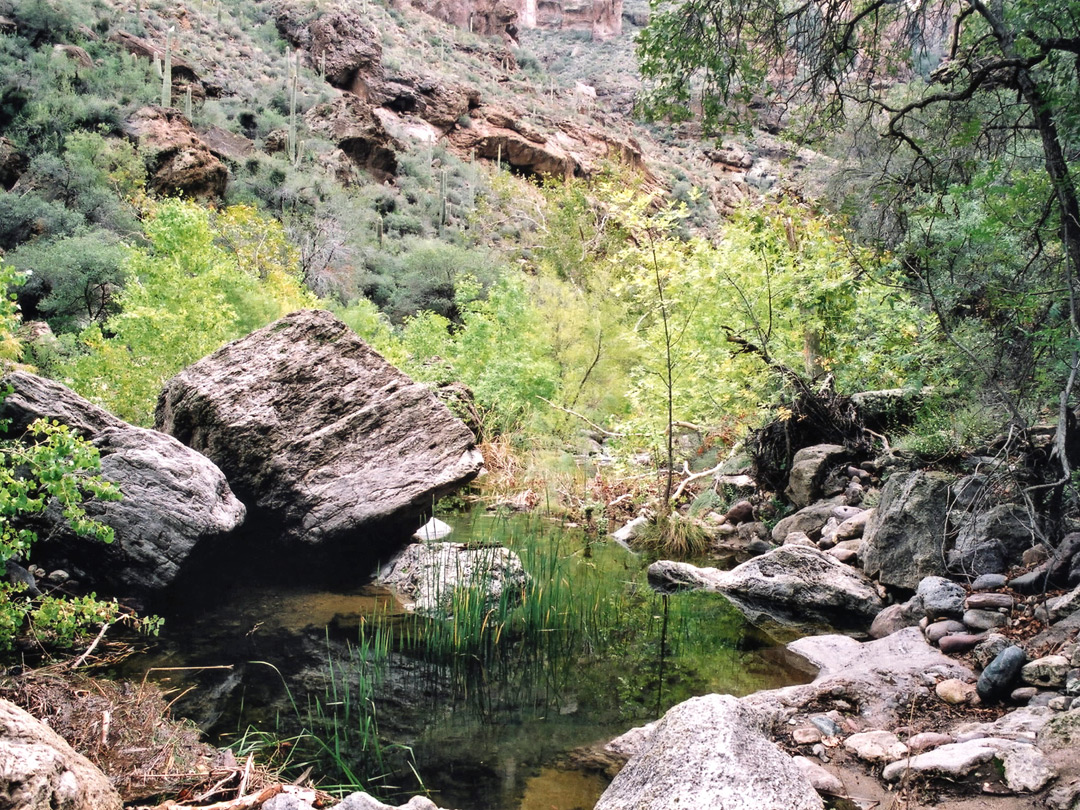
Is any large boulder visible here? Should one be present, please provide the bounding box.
[0,699,122,810]
[784,444,847,508]
[862,470,954,589]
[305,95,398,180]
[0,372,245,598]
[273,1,383,96]
[594,694,822,810]
[122,106,227,199]
[949,503,1036,577]
[648,545,883,629]
[155,310,484,572]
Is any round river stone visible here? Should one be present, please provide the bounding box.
[977,645,1028,702]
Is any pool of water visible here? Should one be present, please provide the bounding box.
[122,511,814,809]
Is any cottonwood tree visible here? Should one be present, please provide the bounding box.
[639,0,1080,530]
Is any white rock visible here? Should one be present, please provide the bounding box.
[843,730,908,763]
[996,742,1056,792]
[612,516,649,544]
[792,756,844,795]
[882,740,998,781]
[595,694,823,810]
[953,706,1054,743]
[413,518,453,541]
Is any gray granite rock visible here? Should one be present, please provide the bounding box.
[0,699,122,810]
[156,310,484,567]
[862,471,954,589]
[594,694,823,810]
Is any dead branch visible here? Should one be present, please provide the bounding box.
[536,396,623,437]
[671,461,727,502]
[72,622,111,669]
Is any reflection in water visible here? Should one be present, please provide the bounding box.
[123,512,813,810]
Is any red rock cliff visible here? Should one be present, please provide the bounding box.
[405,0,622,41]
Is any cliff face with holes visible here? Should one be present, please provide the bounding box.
[402,0,623,41]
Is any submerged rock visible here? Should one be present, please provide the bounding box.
[377,542,529,616]
[156,310,483,573]
[0,699,122,810]
[0,371,245,598]
[594,694,823,810]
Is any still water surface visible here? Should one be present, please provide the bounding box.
[128,511,813,809]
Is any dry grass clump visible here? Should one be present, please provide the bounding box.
[0,663,281,805]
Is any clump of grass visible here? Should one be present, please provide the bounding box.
[635,512,710,558]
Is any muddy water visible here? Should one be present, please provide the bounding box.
[124,512,814,810]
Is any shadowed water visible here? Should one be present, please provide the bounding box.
[122,511,814,810]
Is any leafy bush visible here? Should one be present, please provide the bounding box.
[56,200,315,425]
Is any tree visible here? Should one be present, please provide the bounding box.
[0,263,155,652]
[638,0,1080,526]
[58,200,315,425]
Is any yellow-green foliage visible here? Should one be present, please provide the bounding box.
[58,200,316,425]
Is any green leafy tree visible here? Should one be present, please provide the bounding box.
[0,263,152,652]
[638,0,1080,523]
[58,200,316,425]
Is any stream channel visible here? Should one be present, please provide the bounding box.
[125,510,816,810]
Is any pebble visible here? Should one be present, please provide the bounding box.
[1009,569,1048,594]
[1029,692,1057,707]
[811,743,829,762]
[810,715,842,737]
[827,546,858,564]
[46,569,69,585]
[925,620,966,643]
[977,646,1028,702]
[1048,696,1074,711]
[938,633,986,654]
[1010,687,1039,703]
[792,756,844,795]
[936,678,977,705]
[965,592,1014,611]
[1067,669,1080,697]
[832,505,864,521]
[784,531,816,547]
[963,608,1008,631]
[792,726,822,745]
[843,730,908,763]
[746,539,773,555]
[916,576,967,619]
[971,573,1008,591]
[1023,544,1049,566]
[724,500,754,525]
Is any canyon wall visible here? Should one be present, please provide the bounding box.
[405,0,623,41]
